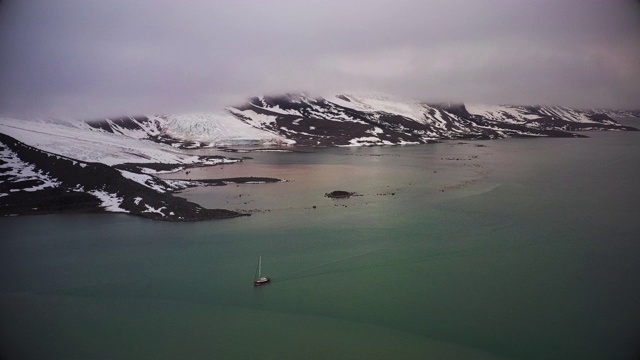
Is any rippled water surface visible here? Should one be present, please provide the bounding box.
[2,127,639,359]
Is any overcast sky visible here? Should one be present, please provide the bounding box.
[1,0,639,119]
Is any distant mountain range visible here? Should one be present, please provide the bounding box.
[85,93,638,148]
[1,93,638,221]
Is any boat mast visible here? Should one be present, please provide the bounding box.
[258,256,262,278]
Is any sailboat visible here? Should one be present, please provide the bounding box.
[253,256,271,286]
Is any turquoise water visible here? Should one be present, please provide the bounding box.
[1,129,639,359]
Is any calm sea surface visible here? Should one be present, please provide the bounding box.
[2,124,639,359]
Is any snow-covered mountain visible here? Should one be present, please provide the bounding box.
[85,93,637,148]
[0,117,248,166]
[86,112,291,149]
[0,93,637,221]
[0,131,245,221]
[0,117,251,221]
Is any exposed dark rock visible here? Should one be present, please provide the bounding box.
[170,177,285,189]
[85,116,158,135]
[325,190,355,199]
[0,133,245,221]
[114,157,239,175]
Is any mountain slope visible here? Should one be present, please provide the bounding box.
[85,112,291,149]
[84,94,637,148]
[1,93,637,220]
[230,94,636,146]
[0,117,241,166]
[0,133,244,220]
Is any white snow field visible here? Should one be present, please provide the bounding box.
[162,111,290,146]
[0,117,231,166]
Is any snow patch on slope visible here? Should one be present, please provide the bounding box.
[88,190,128,213]
[328,94,429,123]
[143,204,166,217]
[538,107,595,123]
[466,104,541,123]
[227,108,279,127]
[0,144,61,196]
[118,169,168,193]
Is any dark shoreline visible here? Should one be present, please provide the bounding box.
[0,175,289,222]
[0,133,282,222]
[3,113,638,222]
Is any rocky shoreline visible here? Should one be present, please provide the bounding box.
[2,106,637,221]
[0,133,284,222]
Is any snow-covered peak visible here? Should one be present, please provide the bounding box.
[465,104,543,124]
[328,94,431,123]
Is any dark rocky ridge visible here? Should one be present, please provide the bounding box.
[230,95,637,146]
[0,133,244,221]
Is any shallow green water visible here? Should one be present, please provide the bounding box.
[1,130,639,359]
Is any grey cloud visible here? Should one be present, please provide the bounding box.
[1,0,639,119]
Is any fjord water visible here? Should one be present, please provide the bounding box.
[2,128,640,359]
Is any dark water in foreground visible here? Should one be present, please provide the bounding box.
[1,127,640,359]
